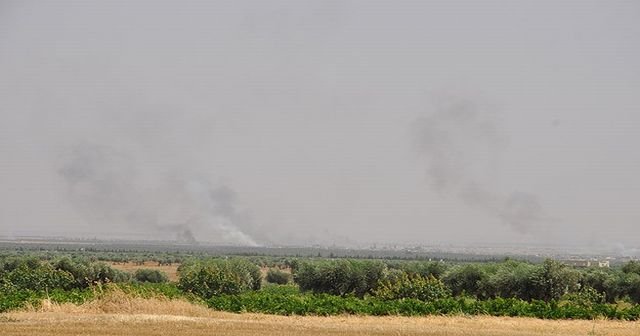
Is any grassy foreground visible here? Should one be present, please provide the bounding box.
[1,291,639,336]
[3,312,640,336]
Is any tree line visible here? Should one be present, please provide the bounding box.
[2,254,640,319]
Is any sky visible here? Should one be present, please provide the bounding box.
[1,0,639,248]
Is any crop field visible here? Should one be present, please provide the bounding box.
[4,312,640,336]
[1,296,639,336]
[2,243,640,335]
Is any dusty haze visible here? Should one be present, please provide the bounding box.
[1,1,639,247]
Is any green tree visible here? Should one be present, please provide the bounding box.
[530,259,580,301]
[443,264,486,297]
[582,269,616,302]
[478,261,537,300]
[265,268,291,284]
[134,269,169,283]
[293,260,387,297]
[177,258,261,299]
[622,261,640,275]
[2,261,75,291]
[374,273,451,301]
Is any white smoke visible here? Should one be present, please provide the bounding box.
[59,143,259,246]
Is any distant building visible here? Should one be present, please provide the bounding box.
[562,259,592,267]
[559,259,610,268]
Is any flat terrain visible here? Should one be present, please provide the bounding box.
[1,296,638,336]
[3,312,640,336]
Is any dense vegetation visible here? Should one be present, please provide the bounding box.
[2,252,640,321]
[133,269,169,283]
[294,260,387,297]
[177,258,261,298]
[265,268,291,284]
[208,285,640,320]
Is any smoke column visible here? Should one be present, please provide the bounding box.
[59,142,259,246]
[413,96,547,235]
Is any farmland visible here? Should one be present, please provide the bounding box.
[4,311,640,336]
[1,240,640,335]
[2,294,639,336]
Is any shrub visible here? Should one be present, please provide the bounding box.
[266,268,291,284]
[563,286,606,307]
[178,258,261,299]
[87,262,131,284]
[581,269,617,302]
[134,269,169,283]
[204,289,640,320]
[229,259,262,290]
[443,264,486,297]
[294,260,387,297]
[622,273,640,304]
[53,257,90,287]
[1,261,75,291]
[478,261,537,300]
[529,259,581,301]
[53,257,130,287]
[623,261,640,275]
[374,273,451,301]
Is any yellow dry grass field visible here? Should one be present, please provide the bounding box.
[1,293,638,336]
[109,261,180,281]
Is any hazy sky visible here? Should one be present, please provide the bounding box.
[1,1,639,247]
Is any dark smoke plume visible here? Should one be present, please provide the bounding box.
[501,192,543,234]
[413,96,546,235]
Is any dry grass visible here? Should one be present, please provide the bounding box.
[25,288,213,317]
[109,261,180,281]
[1,293,638,336]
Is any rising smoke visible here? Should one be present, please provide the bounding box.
[413,96,547,235]
[59,143,260,246]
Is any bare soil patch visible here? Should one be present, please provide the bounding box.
[109,261,180,281]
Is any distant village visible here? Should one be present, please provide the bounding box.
[559,258,611,268]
